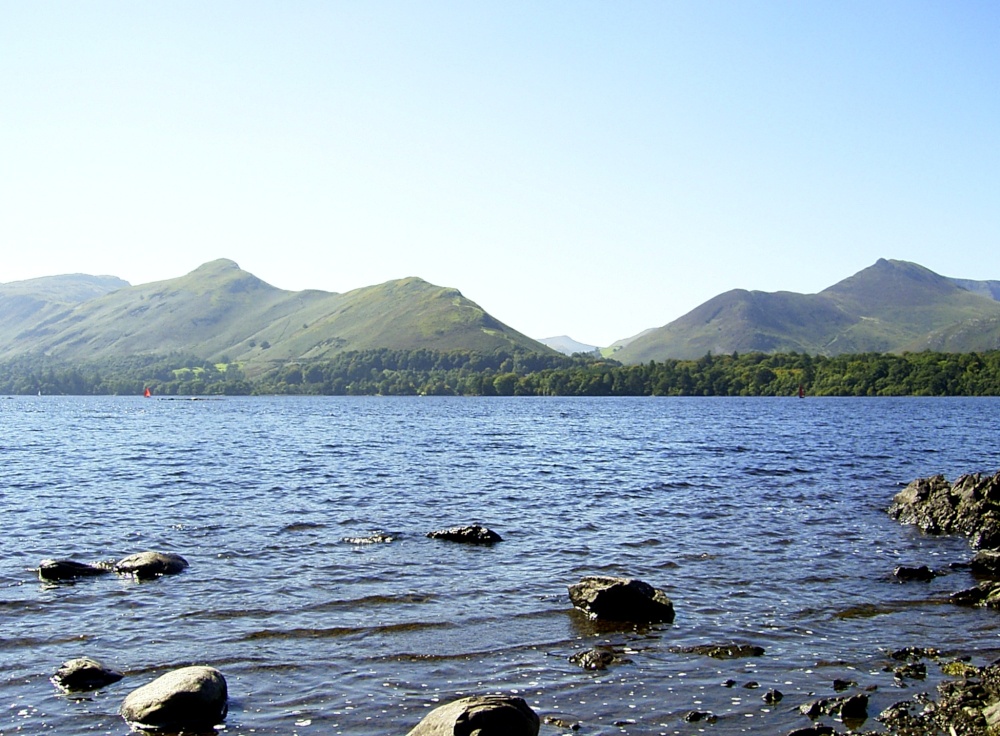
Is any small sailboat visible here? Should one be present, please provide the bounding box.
[798,384,805,399]
[143,387,152,398]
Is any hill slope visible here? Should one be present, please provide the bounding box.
[612,259,1000,363]
[0,260,553,372]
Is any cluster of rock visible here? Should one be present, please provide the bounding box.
[52,658,228,733]
[881,470,1000,735]
[38,528,679,733]
[38,551,189,582]
[888,471,1000,606]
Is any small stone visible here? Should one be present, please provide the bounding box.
[426,525,502,544]
[51,657,123,692]
[114,551,189,580]
[569,648,616,671]
[763,688,783,704]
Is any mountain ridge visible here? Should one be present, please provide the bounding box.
[612,259,1000,363]
[0,259,553,374]
[5,258,1000,370]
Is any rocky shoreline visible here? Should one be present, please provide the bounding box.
[35,487,1000,735]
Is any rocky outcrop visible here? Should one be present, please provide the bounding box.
[37,559,110,582]
[114,551,189,580]
[51,657,123,692]
[119,666,227,732]
[888,471,1000,548]
[568,576,675,623]
[405,695,538,736]
[426,525,502,545]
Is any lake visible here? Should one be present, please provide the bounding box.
[3,396,1000,734]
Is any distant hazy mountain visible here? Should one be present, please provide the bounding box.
[538,335,599,355]
[0,259,553,373]
[612,259,1000,363]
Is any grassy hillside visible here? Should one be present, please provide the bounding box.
[0,273,130,349]
[613,259,1000,363]
[0,260,553,372]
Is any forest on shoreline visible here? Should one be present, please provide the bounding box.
[4,348,1000,397]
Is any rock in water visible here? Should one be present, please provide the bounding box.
[888,471,1000,548]
[114,552,189,580]
[405,695,539,736]
[568,575,675,623]
[37,559,110,582]
[51,657,123,692]
[426,525,502,544]
[119,666,227,732]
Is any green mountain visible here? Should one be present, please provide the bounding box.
[612,259,1000,363]
[0,259,553,373]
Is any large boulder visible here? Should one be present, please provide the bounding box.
[405,695,538,736]
[114,551,189,580]
[37,559,110,582]
[119,666,227,732]
[427,525,502,545]
[888,472,1000,548]
[51,657,123,692]
[568,575,675,623]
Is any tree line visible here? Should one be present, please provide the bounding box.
[4,348,1000,397]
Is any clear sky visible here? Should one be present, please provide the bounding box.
[2,1,997,347]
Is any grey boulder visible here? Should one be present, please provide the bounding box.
[120,666,227,732]
[405,695,538,736]
[568,575,675,623]
[114,551,189,580]
[51,657,123,692]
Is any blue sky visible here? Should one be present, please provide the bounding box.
[2,1,997,346]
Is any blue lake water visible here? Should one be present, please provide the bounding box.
[2,395,1000,735]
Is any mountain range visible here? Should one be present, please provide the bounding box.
[611,259,1000,362]
[3,257,1000,371]
[0,259,550,375]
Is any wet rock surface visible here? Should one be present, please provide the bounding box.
[405,694,538,736]
[426,525,502,544]
[673,643,765,659]
[37,559,110,582]
[113,551,189,580]
[568,575,675,623]
[119,665,227,732]
[888,471,1000,548]
[51,657,123,692]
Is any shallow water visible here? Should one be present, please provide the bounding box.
[3,395,1000,735]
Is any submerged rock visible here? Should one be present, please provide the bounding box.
[405,694,538,736]
[569,648,617,671]
[51,657,123,692]
[893,564,936,582]
[675,643,765,659]
[426,525,502,545]
[568,576,675,623]
[342,533,395,545]
[114,551,189,580]
[37,559,110,582]
[119,666,227,732]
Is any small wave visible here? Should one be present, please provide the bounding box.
[239,620,453,642]
[280,522,327,533]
